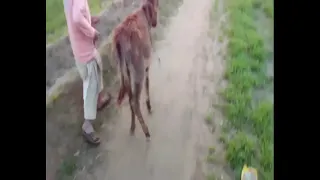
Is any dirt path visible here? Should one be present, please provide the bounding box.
[46,0,231,179]
[88,0,222,178]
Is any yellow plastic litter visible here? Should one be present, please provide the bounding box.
[241,164,258,180]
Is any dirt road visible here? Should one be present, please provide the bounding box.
[97,0,213,178]
[46,0,231,179]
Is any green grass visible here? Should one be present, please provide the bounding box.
[46,0,107,44]
[207,146,216,163]
[205,0,273,179]
[221,0,274,179]
[57,156,78,180]
[209,146,216,154]
[207,173,217,180]
[205,111,214,125]
[218,134,227,144]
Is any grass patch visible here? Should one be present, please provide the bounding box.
[207,173,217,180]
[209,0,274,179]
[213,0,220,14]
[57,156,78,180]
[46,0,108,44]
[205,112,214,125]
[253,0,273,18]
[218,134,227,144]
[207,146,217,163]
[209,146,216,154]
[207,154,216,163]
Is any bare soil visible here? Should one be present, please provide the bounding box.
[46,0,231,179]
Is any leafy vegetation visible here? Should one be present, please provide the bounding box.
[222,0,274,179]
[206,0,273,179]
[57,156,78,180]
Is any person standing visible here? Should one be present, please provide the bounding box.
[63,0,111,145]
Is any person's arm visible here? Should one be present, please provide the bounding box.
[72,0,96,38]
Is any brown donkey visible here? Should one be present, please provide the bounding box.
[112,0,158,140]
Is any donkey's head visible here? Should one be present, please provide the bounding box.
[146,0,159,9]
[142,1,158,28]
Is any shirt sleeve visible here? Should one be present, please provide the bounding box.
[72,0,96,38]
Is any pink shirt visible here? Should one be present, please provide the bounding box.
[64,0,97,63]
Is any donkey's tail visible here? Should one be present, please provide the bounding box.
[115,41,130,106]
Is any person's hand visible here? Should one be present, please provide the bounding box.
[91,16,100,27]
[93,30,100,46]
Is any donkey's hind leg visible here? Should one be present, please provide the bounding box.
[145,67,152,114]
[133,82,151,139]
[125,67,136,135]
[131,49,150,139]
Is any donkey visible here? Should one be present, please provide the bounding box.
[112,0,158,140]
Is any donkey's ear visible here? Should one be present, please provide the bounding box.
[146,0,158,7]
[147,3,153,20]
[142,3,153,24]
[142,3,147,12]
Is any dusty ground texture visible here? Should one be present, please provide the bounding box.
[45,0,235,179]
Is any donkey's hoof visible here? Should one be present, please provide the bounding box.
[130,129,135,136]
[146,136,151,142]
[145,132,151,141]
[146,100,152,114]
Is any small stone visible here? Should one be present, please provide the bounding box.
[74,150,80,156]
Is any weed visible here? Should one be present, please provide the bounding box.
[225,132,256,169]
[250,100,273,140]
[221,125,229,133]
[218,34,224,43]
[207,146,218,164]
[207,173,217,180]
[57,156,78,180]
[213,0,220,12]
[205,112,214,125]
[261,0,273,18]
[208,146,216,154]
[218,134,227,144]
[207,154,216,163]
